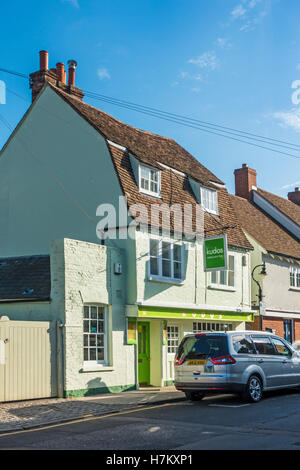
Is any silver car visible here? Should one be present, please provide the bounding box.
[174,331,300,402]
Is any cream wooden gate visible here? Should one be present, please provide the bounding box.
[0,316,56,402]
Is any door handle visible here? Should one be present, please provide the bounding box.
[282,359,288,364]
[193,371,200,375]
[257,359,264,363]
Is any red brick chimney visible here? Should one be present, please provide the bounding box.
[56,62,65,84]
[29,51,84,102]
[288,187,300,206]
[234,164,257,201]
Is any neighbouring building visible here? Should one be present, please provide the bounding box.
[0,51,256,399]
[230,164,300,343]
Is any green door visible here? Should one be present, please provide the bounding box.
[138,322,150,385]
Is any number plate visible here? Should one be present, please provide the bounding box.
[187,359,207,366]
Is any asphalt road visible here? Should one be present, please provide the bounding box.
[1,388,300,450]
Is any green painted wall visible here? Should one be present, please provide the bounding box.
[0,85,124,258]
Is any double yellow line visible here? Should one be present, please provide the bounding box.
[0,401,180,438]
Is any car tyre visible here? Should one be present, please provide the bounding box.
[184,391,205,401]
[242,375,263,403]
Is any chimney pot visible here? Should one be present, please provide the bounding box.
[56,62,65,83]
[39,50,49,71]
[67,59,77,86]
[295,187,299,192]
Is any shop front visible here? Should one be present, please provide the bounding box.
[127,305,255,387]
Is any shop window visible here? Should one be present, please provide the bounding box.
[193,322,233,332]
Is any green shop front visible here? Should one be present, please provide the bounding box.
[127,305,254,387]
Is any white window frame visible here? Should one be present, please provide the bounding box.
[290,266,300,289]
[83,304,108,367]
[210,254,235,290]
[200,186,218,215]
[148,237,184,283]
[139,164,161,197]
[193,322,233,332]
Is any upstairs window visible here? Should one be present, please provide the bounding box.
[200,186,218,214]
[211,255,235,288]
[149,239,184,281]
[290,266,300,288]
[139,165,160,197]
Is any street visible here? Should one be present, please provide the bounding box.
[1,388,300,450]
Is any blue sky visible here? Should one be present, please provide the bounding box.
[0,0,300,196]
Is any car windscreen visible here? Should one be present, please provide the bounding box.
[177,335,229,362]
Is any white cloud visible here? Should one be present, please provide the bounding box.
[188,52,219,70]
[231,4,247,20]
[248,0,262,8]
[281,180,300,189]
[191,87,200,93]
[216,37,232,49]
[62,0,79,8]
[97,68,110,80]
[272,108,300,132]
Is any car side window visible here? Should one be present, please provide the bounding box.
[251,336,276,355]
[271,337,292,357]
[232,335,256,354]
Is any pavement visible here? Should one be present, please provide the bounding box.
[0,386,183,433]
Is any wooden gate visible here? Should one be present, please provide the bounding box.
[0,316,57,402]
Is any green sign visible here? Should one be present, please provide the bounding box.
[204,235,228,271]
[137,306,254,322]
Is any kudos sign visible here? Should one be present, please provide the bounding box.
[204,235,228,271]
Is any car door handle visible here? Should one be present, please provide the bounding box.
[257,359,264,363]
[193,371,200,375]
[282,359,288,364]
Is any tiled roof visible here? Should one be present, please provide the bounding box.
[230,194,300,260]
[256,188,300,227]
[47,84,252,250]
[49,84,222,186]
[0,255,50,301]
[108,144,252,249]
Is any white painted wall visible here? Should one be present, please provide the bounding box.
[50,238,136,395]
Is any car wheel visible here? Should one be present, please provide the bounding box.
[242,375,263,403]
[184,391,205,401]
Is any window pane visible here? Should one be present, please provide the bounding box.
[174,262,181,279]
[91,307,97,319]
[90,321,97,333]
[150,169,158,182]
[162,242,171,260]
[84,320,89,333]
[150,239,159,256]
[89,335,96,347]
[97,335,104,347]
[90,349,96,361]
[272,338,291,356]
[84,306,90,318]
[150,181,158,193]
[97,349,104,361]
[97,307,104,320]
[84,348,89,361]
[211,271,217,284]
[150,257,159,275]
[84,335,88,347]
[97,321,104,333]
[162,259,171,277]
[232,335,256,354]
[173,244,181,262]
[252,336,276,355]
[141,178,149,190]
[220,270,227,285]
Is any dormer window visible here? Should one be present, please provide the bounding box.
[200,186,218,214]
[139,164,161,197]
